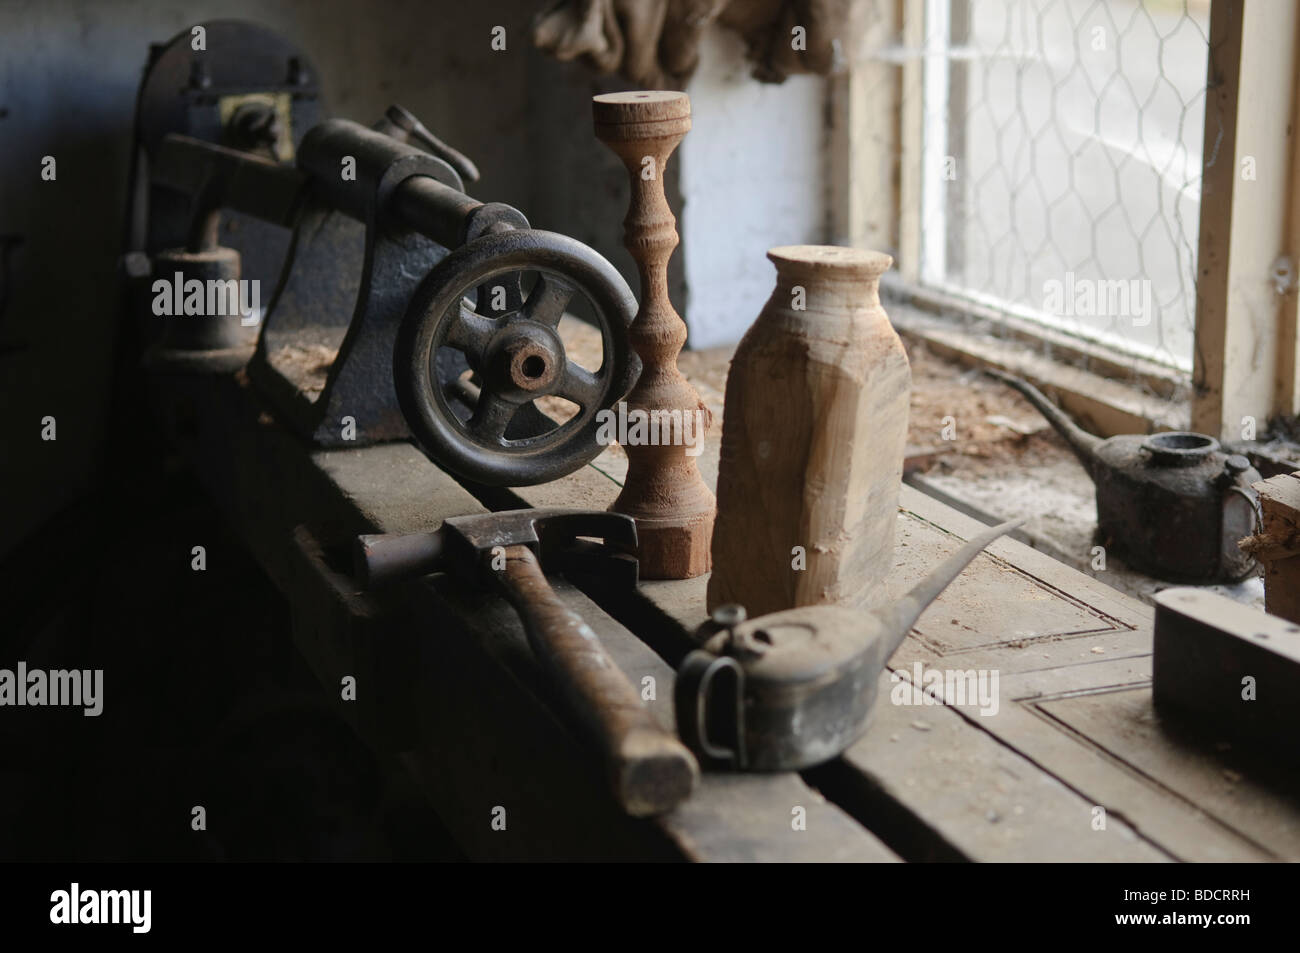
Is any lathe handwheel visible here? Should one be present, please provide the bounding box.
[395,229,638,486]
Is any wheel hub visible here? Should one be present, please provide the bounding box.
[484,319,564,399]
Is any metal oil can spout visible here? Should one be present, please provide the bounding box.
[985,369,1103,475]
[676,518,1023,772]
[878,518,1024,661]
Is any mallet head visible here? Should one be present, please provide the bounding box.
[356,508,638,589]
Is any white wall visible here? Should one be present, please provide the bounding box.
[681,28,829,348]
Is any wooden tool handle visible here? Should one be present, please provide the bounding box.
[495,545,698,816]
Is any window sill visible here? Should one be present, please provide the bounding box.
[881,274,1191,438]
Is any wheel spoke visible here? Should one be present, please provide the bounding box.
[444,304,496,362]
[466,390,519,442]
[476,273,524,317]
[522,273,576,327]
[555,361,603,409]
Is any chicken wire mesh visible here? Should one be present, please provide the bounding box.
[859,0,1210,379]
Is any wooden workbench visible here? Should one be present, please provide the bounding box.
[154,359,1300,861]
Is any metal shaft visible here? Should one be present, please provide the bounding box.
[297,118,480,248]
[392,175,482,247]
[156,120,515,256]
[355,530,445,589]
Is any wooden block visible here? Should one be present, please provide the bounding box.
[708,246,909,618]
[1153,587,1300,754]
[1251,472,1300,623]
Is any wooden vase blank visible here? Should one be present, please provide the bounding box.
[593,91,715,580]
[708,245,910,618]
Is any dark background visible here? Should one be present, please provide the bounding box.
[0,0,685,559]
[0,0,684,862]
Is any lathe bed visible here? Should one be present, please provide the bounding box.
[149,330,1300,862]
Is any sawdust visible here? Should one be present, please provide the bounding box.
[673,337,1077,475]
[673,336,1075,474]
[270,343,337,398]
[903,340,1072,474]
[548,319,1077,478]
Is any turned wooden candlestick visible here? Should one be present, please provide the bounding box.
[593,91,715,579]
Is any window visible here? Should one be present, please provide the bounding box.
[930,0,1208,372]
[834,0,1300,439]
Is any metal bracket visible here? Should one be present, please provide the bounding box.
[248,147,463,445]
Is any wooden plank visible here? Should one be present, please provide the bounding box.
[868,503,1299,861]
[895,484,1153,636]
[528,418,1288,859]
[1152,587,1300,748]
[1192,0,1300,437]
[1191,0,1243,437]
[841,492,1175,861]
[876,491,1286,861]
[827,0,900,251]
[1038,688,1300,860]
[980,660,1275,862]
[844,672,1167,862]
[153,372,897,862]
[881,504,1148,674]
[1280,11,1300,417]
[898,0,925,282]
[355,323,1300,862]
[400,570,896,862]
[468,499,896,852]
[505,415,1172,858]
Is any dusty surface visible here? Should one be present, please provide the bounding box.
[899,342,1263,607]
[904,341,1054,464]
[269,343,337,399]
[515,319,1264,608]
[674,335,1263,608]
[905,341,1263,608]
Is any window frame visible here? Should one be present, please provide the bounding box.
[829,0,1300,440]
